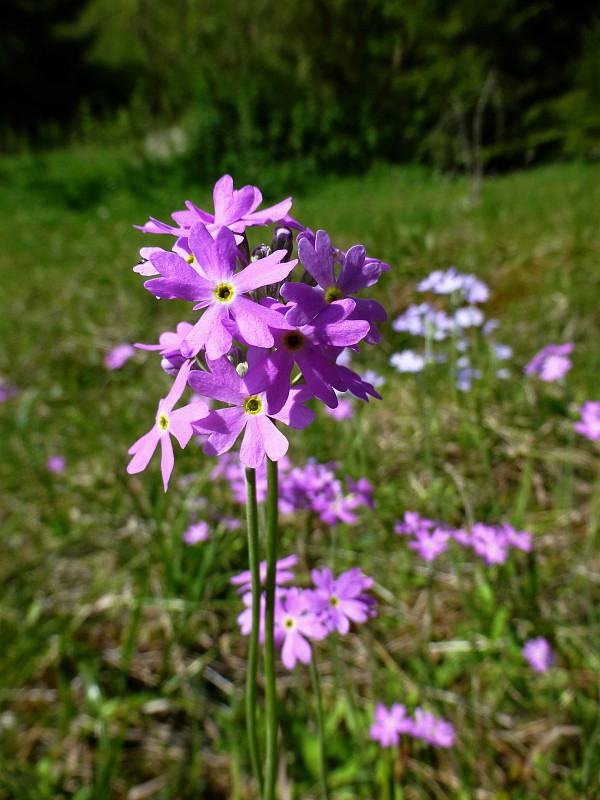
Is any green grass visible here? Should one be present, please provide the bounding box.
[2,142,600,799]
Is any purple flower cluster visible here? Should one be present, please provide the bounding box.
[232,558,376,669]
[395,511,532,565]
[524,343,573,382]
[127,175,387,488]
[574,401,600,441]
[390,269,511,389]
[370,703,455,749]
[210,452,373,526]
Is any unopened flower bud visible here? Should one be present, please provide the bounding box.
[161,352,187,376]
[272,227,293,261]
[251,244,271,261]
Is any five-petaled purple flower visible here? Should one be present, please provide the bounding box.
[189,355,315,469]
[311,567,375,634]
[144,224,296,360]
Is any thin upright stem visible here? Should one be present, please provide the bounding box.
[245,467,263,795]
[309,653,330,800]
[264,457,279,799]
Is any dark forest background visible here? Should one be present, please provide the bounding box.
[3,0,600,179]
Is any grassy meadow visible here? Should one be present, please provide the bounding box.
[1,145,600,799]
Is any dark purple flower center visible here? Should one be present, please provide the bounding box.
[283,331,304,351]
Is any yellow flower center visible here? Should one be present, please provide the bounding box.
[243,395,262,415]
[158,412,169,431]
[284,617,295,629]
[325,286,343,303]
[214,282,235,303]
[283,331,304,351]
[329,595,339,607]
[186,254,196,265]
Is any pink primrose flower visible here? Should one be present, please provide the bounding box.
[310,567,376,634]
[523,637,554,673]
[369,703,414,748]
[183,521,210,544]
[127,361,210,491]
[274,588,328,669]
[189,355,315,469]
[524,343,574,382]
[575,401,600,441]
[412,707,455,748]
[136,174,292,241]
[144,223,296,360]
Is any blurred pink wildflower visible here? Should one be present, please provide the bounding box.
[523,637,554,673]
[524,343,573,382]
[574,401,600,441]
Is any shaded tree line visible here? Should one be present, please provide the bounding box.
[2,0,600,173]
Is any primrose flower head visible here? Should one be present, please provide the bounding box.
[127,361,210,491]
[411,708,456,748]
[574,401,600,441]
[369,703,414,748]
[523,637,555,673]
[524,343,574,382]
[310,566,376,634]
[274,588,329,669]
[183,521,210,544]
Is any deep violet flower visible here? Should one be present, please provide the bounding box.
[189,355,315,469]
[281,229,387,342]
[137,174,293,241]
[310,567,376,634]
[144,223,296,360]
[369,703,414,747]
[523,637,554,673]
[524,343,573,382]
[127,361,210,490]
[254,298,370,411]
[274,588,328,669]
[574,401,600,441]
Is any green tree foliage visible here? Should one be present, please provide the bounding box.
[5,0,600,170]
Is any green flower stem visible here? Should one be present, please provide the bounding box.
[264,456,279,800]
[244,467,263,795]
[388,748,398,800]
[309,652,330,800]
